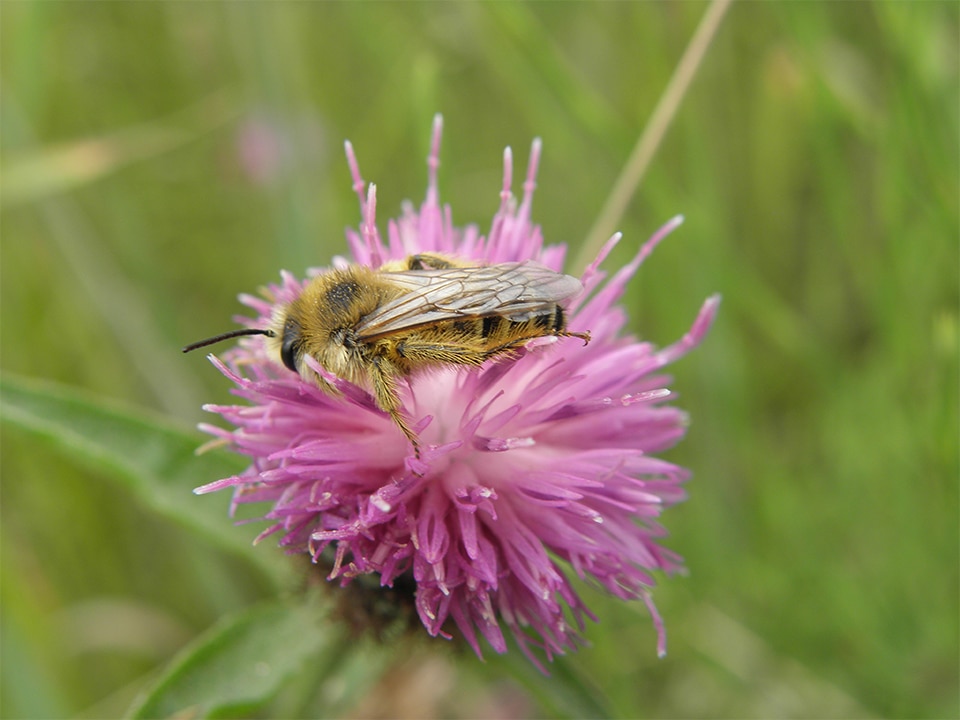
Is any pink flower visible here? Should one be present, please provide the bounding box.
[194,116,719,668]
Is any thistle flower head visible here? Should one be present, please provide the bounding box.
[195,116,719,667]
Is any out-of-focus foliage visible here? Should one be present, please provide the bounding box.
[2,2,956,718]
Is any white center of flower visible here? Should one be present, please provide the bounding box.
[407,367,470,446]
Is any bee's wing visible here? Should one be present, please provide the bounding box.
[355,261,583,341]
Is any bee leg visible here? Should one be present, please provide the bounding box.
[560,330,591,345]
[369,357,421,458]
[392,341,488,367]
[310,372,342,398]
[546,306,590,345]
[390,410,421,459]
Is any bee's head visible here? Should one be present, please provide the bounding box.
[278,316,302,373]
[184,322,303,379]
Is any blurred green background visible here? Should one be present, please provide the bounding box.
[2,2,957,718]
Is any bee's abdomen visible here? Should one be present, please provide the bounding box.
[482,305,564,335]
[475,305,568,350]
[534,305,567,334]
[381,304,580,374]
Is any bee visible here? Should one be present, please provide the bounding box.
[184,253,590,455]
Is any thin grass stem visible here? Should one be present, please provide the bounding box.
[574,0,733,272]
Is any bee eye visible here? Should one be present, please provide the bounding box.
[280,319,301,373]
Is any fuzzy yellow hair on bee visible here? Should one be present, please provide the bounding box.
[185,253,590,456]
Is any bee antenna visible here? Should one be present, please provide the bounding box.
[182,328,276,353]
